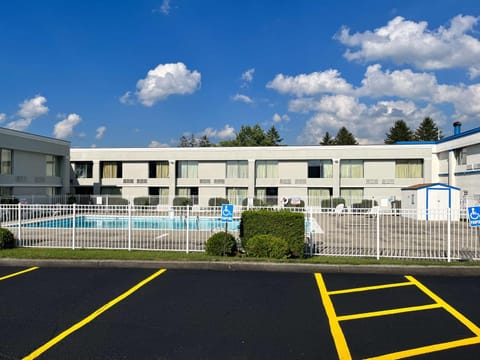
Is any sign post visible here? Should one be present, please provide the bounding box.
[221,204,234,256]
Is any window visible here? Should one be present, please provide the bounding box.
[101,162,122,178]
[308,188,331,207]
[46,155,61,177]
[340,160,363,178]
[256,160,278,178]
[0,149,12,175]
[226,161,248,178]
[176,161,198,178]
[176,187,199,204]
[395,160,423,178]
[308,160,333,178]
[149,161,169,178]
[340,188,364,207]
[227,187,248,205]
[149,187,169,204]
[255,187,278,205]
[73,162,92,178]
[455,148,467,165]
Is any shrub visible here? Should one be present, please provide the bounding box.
[320,197,345,209]
[173,197,193,206]
[245,234,289,259]
[240,210,305,258]
[107,197,129,205]
[0,197,19,204]
[205,232,237,256]
[208,197,229,206]
[0,228,15,249]
[241,197,265,207]
[134,197,160,206]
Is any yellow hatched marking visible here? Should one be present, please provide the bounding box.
[365,336,480,360]
[0,267,39,281]
[23,268,167,360]
[337,303,442,321]
[314,273,352,360]
[406,275,480,337]
[328,281,413,295]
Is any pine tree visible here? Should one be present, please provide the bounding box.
[334,127,358,145]
[320,131,335,145]
[414,117,443,141]
[198,135,213,147]
[265,126,283,145]
[384,120,414,144]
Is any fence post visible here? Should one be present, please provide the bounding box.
[17,203,22,245]
[72,203,76,250]
[128,203,132,251]
[186,205,190,254]
[376,207,380,260]
[447,208,451,263]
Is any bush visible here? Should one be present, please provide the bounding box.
[240,210,305,258]
[321,197,345,209]
[0,197,19,204]
[173,197,193,206]
[107,197,129,205]
[208,197,229,206]
[245,234,289,259]
[241,197,265,207]
[205,232,237,256]
[134,197,159,206]
[0,228,15,249]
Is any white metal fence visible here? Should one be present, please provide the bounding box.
[1,204,478,261]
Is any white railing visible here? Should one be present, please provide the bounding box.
[1,204,478,261]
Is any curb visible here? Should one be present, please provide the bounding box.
[1,258,480,276]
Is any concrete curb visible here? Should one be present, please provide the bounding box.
[1,258,480,276]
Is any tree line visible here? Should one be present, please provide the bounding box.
[177,117,443,147]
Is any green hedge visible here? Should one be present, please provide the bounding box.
[320,197,345,208]
[245,234,289,259]
[107,197,129,205]
[0,228,15,249]
[134,197,160,206]
[173,197,193,206]
[208,197,229,206]
[240,210,304,258]
[352,199,378,209]
[241,197,265,207]
[205,232,237,256]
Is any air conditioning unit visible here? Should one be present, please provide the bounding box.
[466,164,473,170]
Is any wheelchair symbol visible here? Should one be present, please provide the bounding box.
[470,207,480,221]
[222,208,232,217]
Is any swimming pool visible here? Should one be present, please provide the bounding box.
[23,216,241,231]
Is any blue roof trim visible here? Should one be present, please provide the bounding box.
[395,126,480,145]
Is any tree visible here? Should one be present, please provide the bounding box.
[198,135,213,147]
[320,131,335,145]
[178,134,212,147]
[414,117,443,141]
[178,135,190,147]
[334,127,358,145]
[219,124,282,146]
[384,120,414,144]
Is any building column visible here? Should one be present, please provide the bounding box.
[448,150,456,187]
[93,160,101,194]
[168,160,176,204]
[248,159,256,198]
[332,158,340,197]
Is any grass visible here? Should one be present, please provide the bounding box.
[1,247,479,267]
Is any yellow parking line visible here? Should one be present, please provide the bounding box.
[328,281,413,295]
[406,275,480,337]
[22,268,167,360]
[365,336,480,360]
[314,273,352,360]
[0,266,39,281]
[337,303,442,321]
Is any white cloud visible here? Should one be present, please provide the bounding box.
[53,113,82,139]
[337,15,480,75]
[232,93,253,104]
[17,95,49,120]
[95,126,107,139]
[241,68,255,83]
[0,113,5,123]
[272,113,290,123]
[160,0,171,14]
[266,69,353,96]
[119,91,134,105]
[148,140,170,148]
[200,125,235,139]
[6,119,32,131]
[135,62,201,106]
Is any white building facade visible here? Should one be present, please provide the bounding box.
[0,127,70,200]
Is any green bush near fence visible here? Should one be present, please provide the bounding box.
[240,210,304,258]
[241,197,265,207]
[173,197,193,206]
[0,228,15,249]
[320,197,345,208]
[205,232,237,256]
[134,197,160,206]
[352,199,378,209]
[107,197,129,205]
[245,234,289,259]
[208,198,229,206]
[0,198,19,204]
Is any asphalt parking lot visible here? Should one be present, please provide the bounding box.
[1,266,480,359]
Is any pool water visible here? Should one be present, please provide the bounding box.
[23,216,241,231]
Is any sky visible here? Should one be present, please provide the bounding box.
[1,0,480,148]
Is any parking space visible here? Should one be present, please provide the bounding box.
[1,266,480,359]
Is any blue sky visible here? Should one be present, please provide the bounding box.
[1,0,479,147]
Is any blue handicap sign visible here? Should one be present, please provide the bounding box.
[467,207,480,227]
[221,204,234,222]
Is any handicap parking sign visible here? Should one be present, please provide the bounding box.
[467,207,480,227]
[221,204,234,222]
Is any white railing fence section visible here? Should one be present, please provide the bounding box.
[1,204,478,261]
